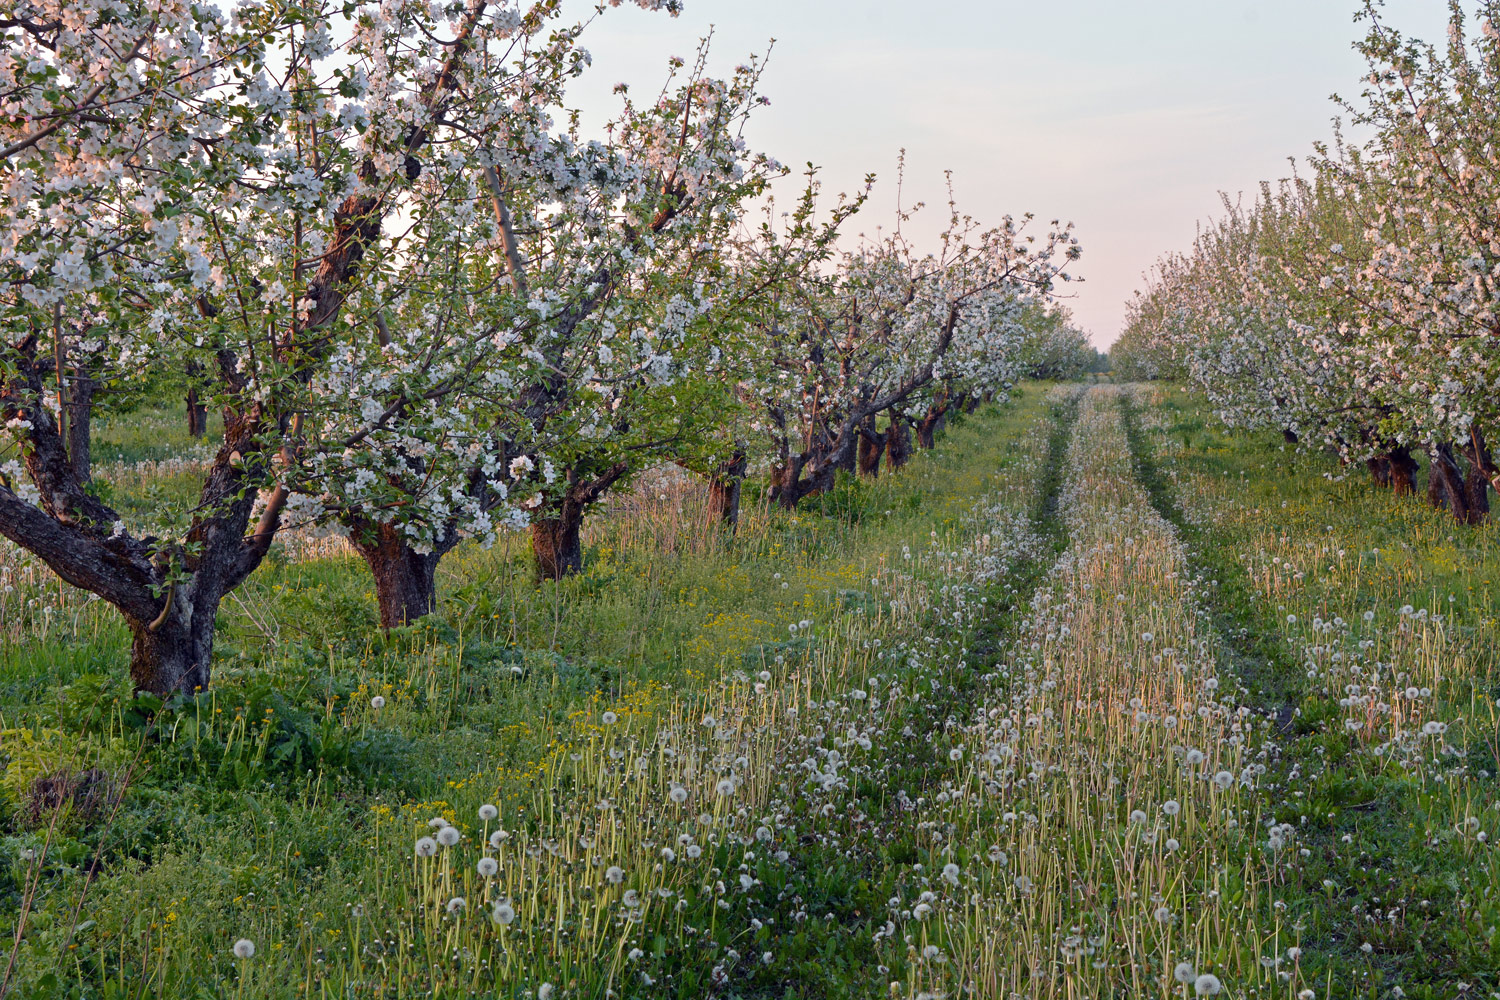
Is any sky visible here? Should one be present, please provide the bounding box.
[560,0,1459,349]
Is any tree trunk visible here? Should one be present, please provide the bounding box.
[186,361,208,438]
[1282,429,1299,444]
[529,463,628,579]
[775,452,836,511]
[1428,441,1480,524]
[705,452,747,530]
[915,410,941,450]
[886,413,912,470]
[350,519,444,628]
[186,388,208,438]
[66,371,94,485]
[1460,435,1491,522]
[1388,447,1418,495]
[857,419,885,478]
[1366,454,1391,489]
[532,508,584,580]
[127,597,219,696]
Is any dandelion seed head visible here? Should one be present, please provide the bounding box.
[415,837,438,857]
[477,857,498,877]
[1194,973,1223,996]
[369,695,385,709]
[437,826,461,847]
[232,938,255,959]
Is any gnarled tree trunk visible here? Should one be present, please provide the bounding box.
[1460,434,1492,522]
[66,370,94,485]
[705,452,747,531]
[1428,441,1483,524]
[348,519,449,628]
[186,389,208,438]
[531,463,628,579]
[1388,447,1418,495]
[532,509,584,580]
[915,408,942,450]
[857,417,886,478]
[886,412,912,471]
[1367,447,1417,494]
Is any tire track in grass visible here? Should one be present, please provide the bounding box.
[882,386,1291,999]
[1119,387,1304,720]
[1123,385,1500,997]
[733,385,1085,998]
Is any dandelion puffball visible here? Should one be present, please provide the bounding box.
[602,711,617,724]
[415,837,438,857]
[1213,770,1235,790]
[1162,799,1181,816]
[437,826,461,847]
[1194,973,1223,996]
[538,983,554,1000]
[606,865,625,884]
[232,938,255,959]
[491,900,516,925]
[1173,962,1195,984]
[478,804,498,821]
[477,857,498,877]
[446,897,466,914]
[370,695,385,709]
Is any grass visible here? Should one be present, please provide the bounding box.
[0,387,1069,999]
[4,382,1500,999]
[1135,384,1500,998]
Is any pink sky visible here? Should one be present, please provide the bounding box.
[565,0,1457,348]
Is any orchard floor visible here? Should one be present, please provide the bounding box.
[1,384,1497,999]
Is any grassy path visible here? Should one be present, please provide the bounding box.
[13,385,1496,998]
[1125,385,1500,999]
[2,390,1081,999]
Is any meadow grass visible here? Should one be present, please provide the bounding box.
[0,388,1067,999]
[5,383,1499,999]
[1136,385,1500,999]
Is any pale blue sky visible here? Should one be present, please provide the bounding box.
[563,1,1455,348]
